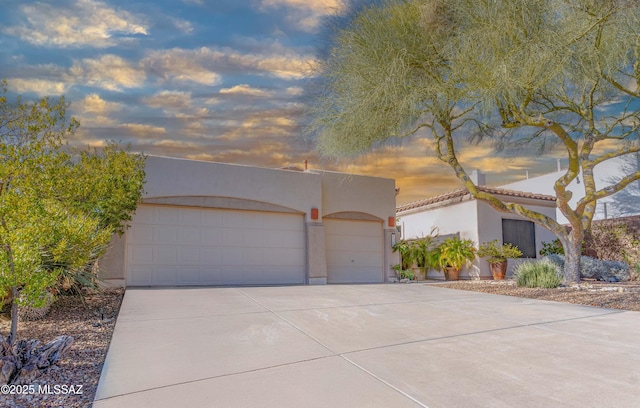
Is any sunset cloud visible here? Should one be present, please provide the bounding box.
[7,78,69,95]
[258,0,342,32]
[4,0,147,48]
[219,84,269,97]
[77,94,123,115]
[119,123,167,137]
[143,48,222,86]
[143,44,314,82]
[71,94,123,126]
[71,54,146,91]
[143,91,193,110]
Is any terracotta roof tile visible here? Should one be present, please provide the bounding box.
[396,186,556,213]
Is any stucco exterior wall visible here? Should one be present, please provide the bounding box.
[319,171,396,222]
[400,199,479,243]
[476,201,557,277]
[399,199,480,279]
[398,196,557,279]
[501,157,640,223]
[143,156,321,222]
[99,156,397,285]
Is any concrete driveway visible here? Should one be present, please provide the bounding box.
[93,284,640,407]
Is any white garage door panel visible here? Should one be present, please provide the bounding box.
[325,219,383,284]
[127,205,305,286]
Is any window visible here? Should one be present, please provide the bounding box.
[501,219,536,258]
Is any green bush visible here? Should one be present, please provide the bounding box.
[392,264,415,280]
[478,240,522,263]
[539,239,564,256]
[514,259,562,288]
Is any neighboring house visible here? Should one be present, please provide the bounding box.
[501,157,640,224]
[99,155,399,287]
[396,173,557,279]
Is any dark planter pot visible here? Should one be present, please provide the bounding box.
[444,266,460,281]
[490,261,508,280]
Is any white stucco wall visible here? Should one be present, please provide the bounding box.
[399,199,480,280]
[502,157,640,223]
[400,200,479,243]
[476,201,557,277]
[398,196,557,279]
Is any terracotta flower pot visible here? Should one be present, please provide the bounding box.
[490,261,508,280]
[444,266,460,281]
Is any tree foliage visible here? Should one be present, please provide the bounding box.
[308,0,640,282]
[0,81,146,344]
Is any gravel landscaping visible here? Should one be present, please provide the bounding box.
[1,281,639,407]
[437,279,640,311]
[0,289,124,408]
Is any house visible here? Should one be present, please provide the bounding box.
[501,157,640,224]
[99,155,399,287]
[396,171,557,279]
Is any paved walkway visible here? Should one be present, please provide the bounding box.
[94,284,640,407]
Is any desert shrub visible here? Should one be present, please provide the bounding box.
[585,221,640,267]
[633,263,640,281]
[543,255,630,281]
[18,291,55,321]
[544,254,565,268]
[581,257,630,282]
[514,259,562,288]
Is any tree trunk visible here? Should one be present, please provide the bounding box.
[7,287,19,346]
[563,237,583,283]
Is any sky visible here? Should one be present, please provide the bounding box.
[0,0,574,205]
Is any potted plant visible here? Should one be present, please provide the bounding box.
[392,240,415,279]
[409,235,438,281]
[435,237,477,280]
[478,240,522,280]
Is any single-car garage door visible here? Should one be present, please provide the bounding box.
[324,218,383,283]
[126,205,305,286]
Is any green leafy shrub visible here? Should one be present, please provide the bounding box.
[392,264,415,280]
[399,269,415,280]
[478,240,522,263]
[435,237,477,270]
[539,239,564,256]
[392,241,414,270]
[514,259,562,288]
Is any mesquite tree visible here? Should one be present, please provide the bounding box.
[307,0,640,282]
[0,81,145,345]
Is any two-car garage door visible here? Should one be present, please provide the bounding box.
[126,205,305,286]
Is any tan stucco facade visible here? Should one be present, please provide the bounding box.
[99,156,399,286]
